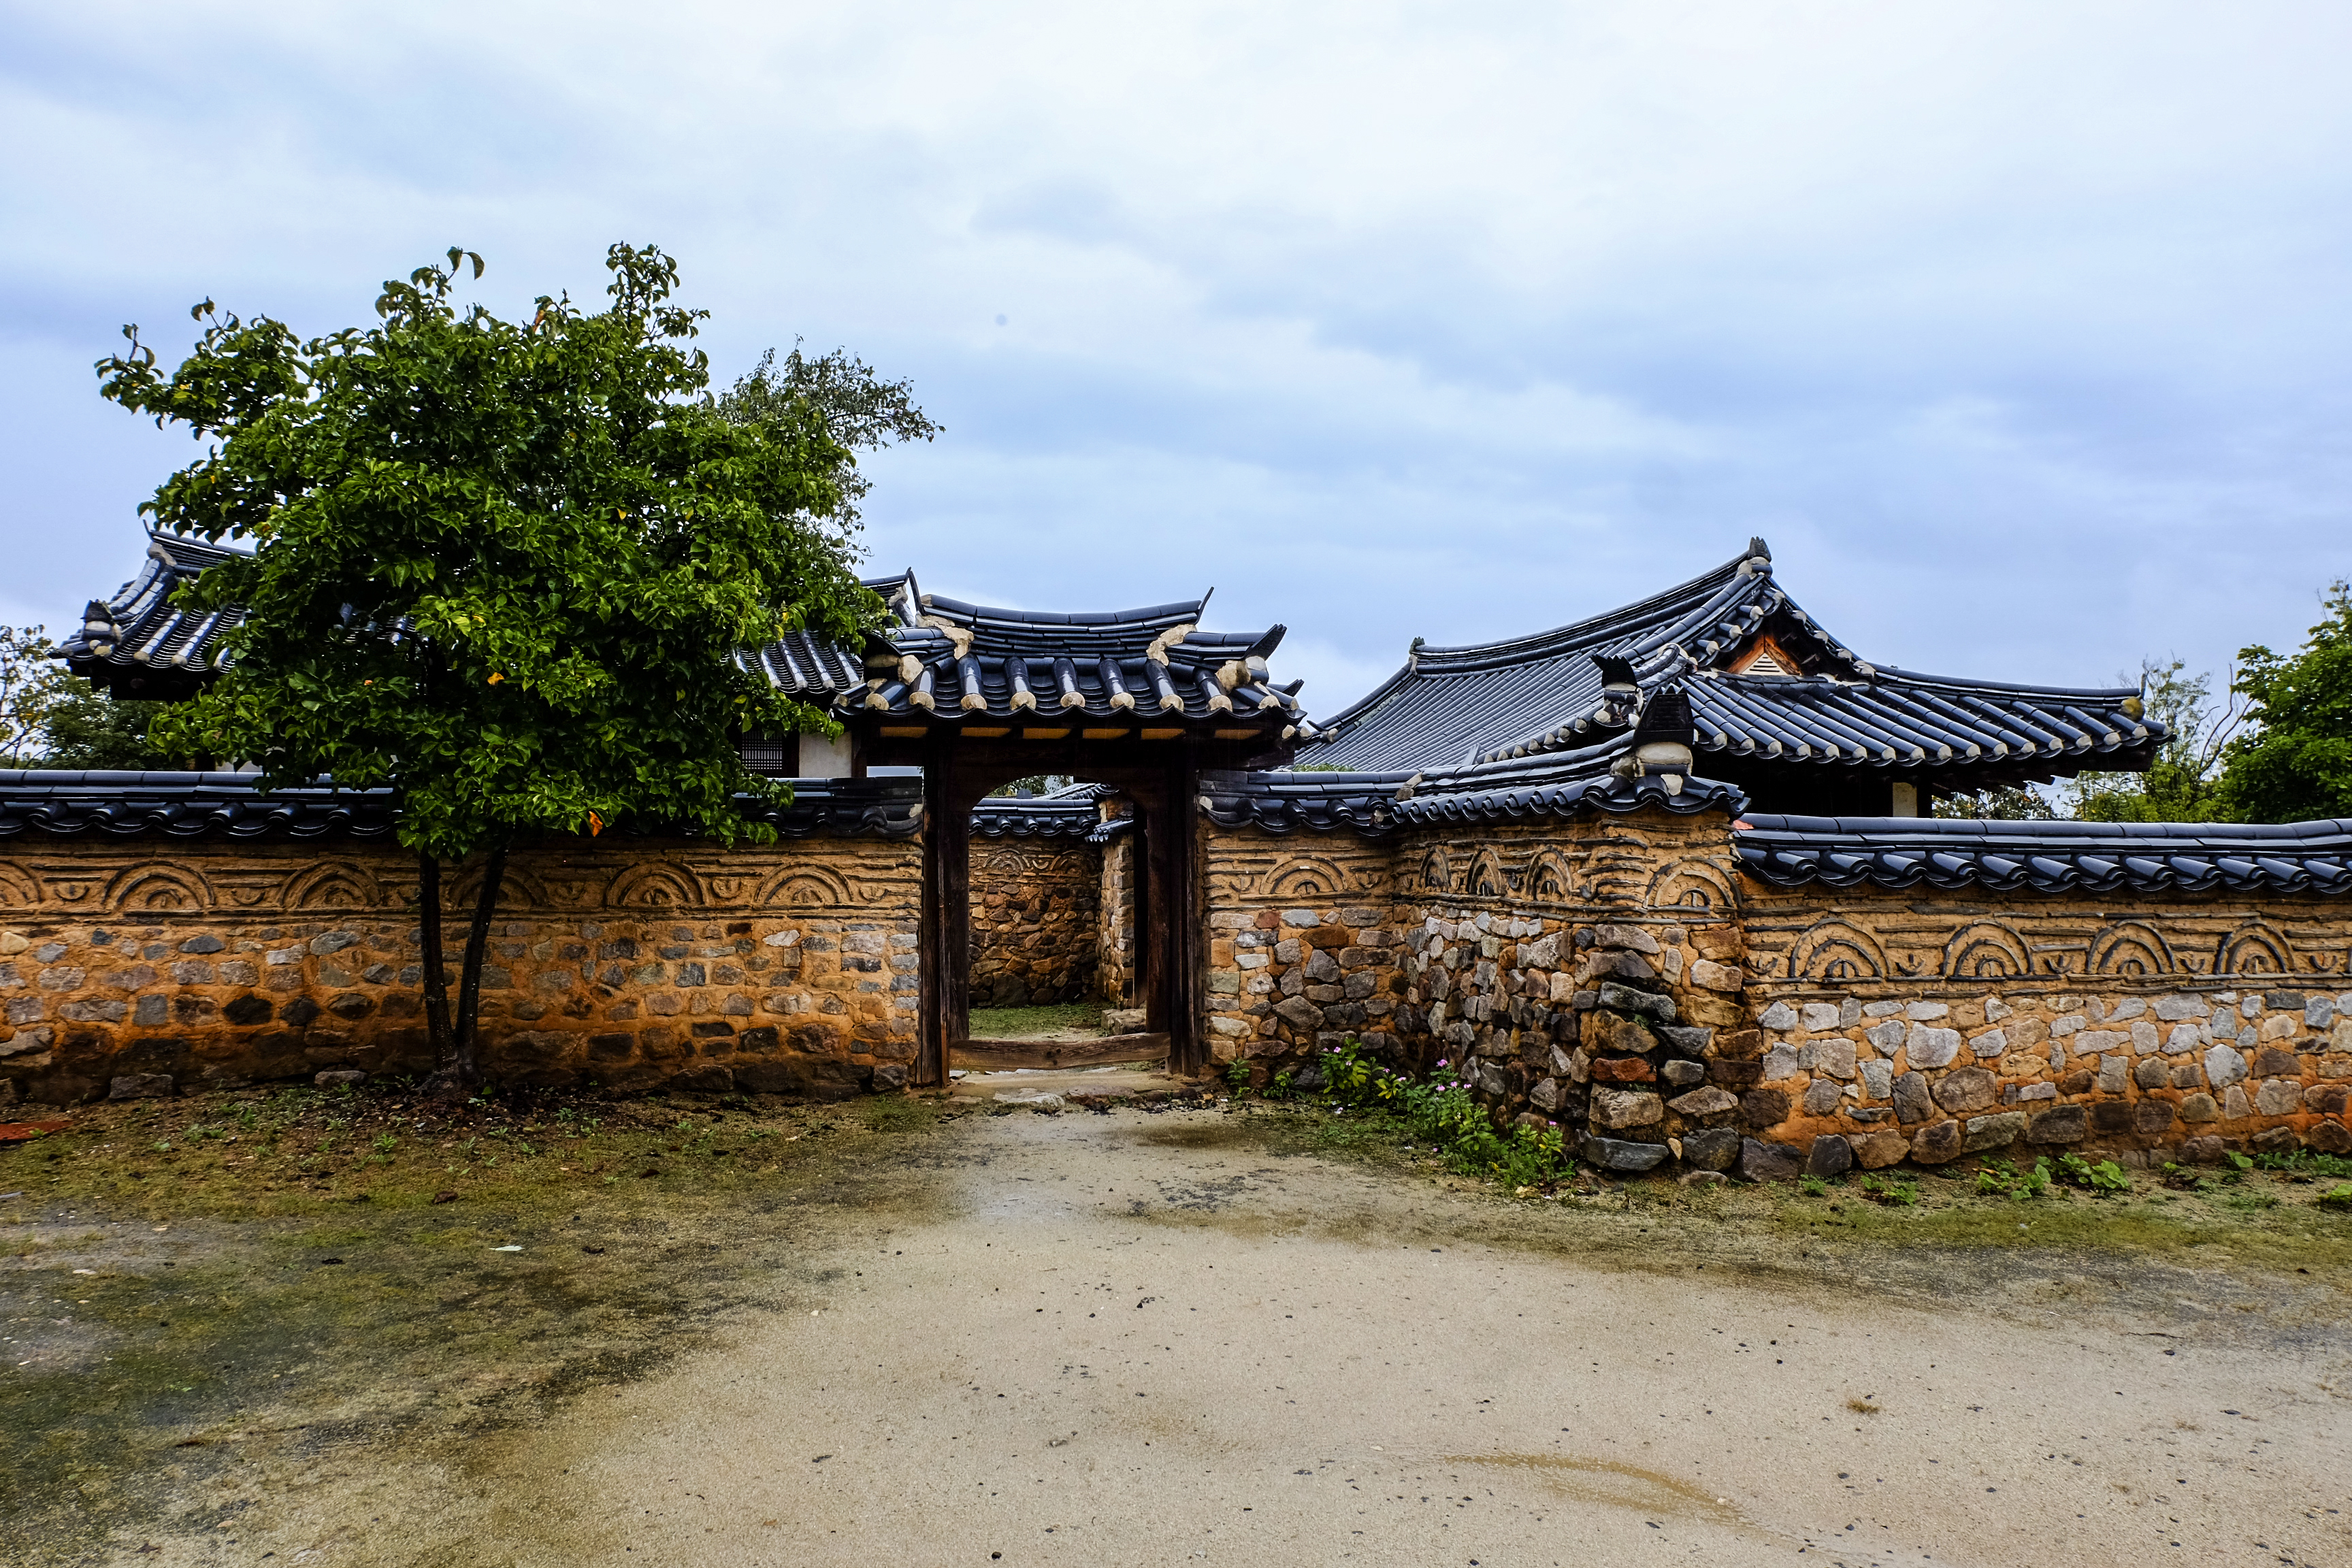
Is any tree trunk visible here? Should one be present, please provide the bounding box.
[451,841,510,1089]
[417,849,453,1064]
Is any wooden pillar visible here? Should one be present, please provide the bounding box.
[1154,753,1205,1077]
[917,737,970,1089]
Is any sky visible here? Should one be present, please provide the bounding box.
[4,1,2349,719]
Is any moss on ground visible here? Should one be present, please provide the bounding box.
[965,1002,1104,1039]
[0,1081,962,1563]
[1212,1100,2352,1279]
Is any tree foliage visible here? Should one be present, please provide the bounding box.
[38,681,162,769]
[2068,658,2242,823]
[95,244,917,1082]
[2220,580,2352,822]
[0,626,67,765]
[1932,783,2055,820]
[713,342,937,532]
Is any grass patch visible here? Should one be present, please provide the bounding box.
[966,1002,1105,1039]
[0,1080,970,1564]
[0,1080,953,1226]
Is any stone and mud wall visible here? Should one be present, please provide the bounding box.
[1200,813,1750,1169]
[1731,881,2352,1176]
[9,800,2351,1176]
[1096,828,1136,1008]
[1200,808,2352,1173]
[968,840,1101,1007]
[0,835,919,1105]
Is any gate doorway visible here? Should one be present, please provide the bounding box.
[836,588,1305,1090]
[960,781,1156,1073]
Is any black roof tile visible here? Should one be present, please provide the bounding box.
[1735,813,2352,896]
[1201,736,1746,838]
[1311,539,2161,784]
[838,589,1309,733]
[0,771,924,841]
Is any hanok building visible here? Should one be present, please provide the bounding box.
[15,533,2352,1176]
[1308,538,2159,817]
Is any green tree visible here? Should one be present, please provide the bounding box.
[0,625,68,764]
[715,342,938,527]
[38,679,162,769]
[2066,658,2241,823]
[2219,580,2352,822]
[98,244,910,1088]
[1932,783,2055,820]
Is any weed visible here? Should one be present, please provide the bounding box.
[2055,1154,2132,1196]
[372,1133,397,1154]
[1846,1398,1880,1415]
[1223,1058,1252,1092]
[2224,1190,2280,1213]
[2252,1149,2352,1179]
[1307,1038,1574,1189]
[1799,1175,1829,1197]
[2319,1186,2352,1210]
[1859,1174,1918,1207]
[1976,1158,2053,1200]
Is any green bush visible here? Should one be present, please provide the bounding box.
[1310,1037,1574,1188]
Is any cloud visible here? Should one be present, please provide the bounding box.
[3,0,2349,716]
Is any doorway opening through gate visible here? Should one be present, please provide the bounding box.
[962,780,1152,1073]
[836,587,1306,1090]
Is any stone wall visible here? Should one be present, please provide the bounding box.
[1201,807,2352,1171]
[1730,881,2352,1173]
[10,800,2352,1165]
[1097,828,1137,1007]
[0,835,919,1105]
[1198,809,1749,1160]
[968,840,1101,1007]
[1200,826,1403,1073]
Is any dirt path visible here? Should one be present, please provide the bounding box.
[10,1102,2351,1567]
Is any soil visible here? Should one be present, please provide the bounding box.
[5,1087,2349,1567]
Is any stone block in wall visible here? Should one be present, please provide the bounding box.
[1961,1111,2025,1152]
[1847,1129,1908,1168]
[2026,1104,2088,1143]
[1582,1134,1671,1172]
[1909,1120,1963,1162]
[1806,1135,1853,1177]
[1737,1137,1803,1181]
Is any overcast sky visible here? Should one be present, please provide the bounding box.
[4,1,2349,717]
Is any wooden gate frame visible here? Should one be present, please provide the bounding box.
[910,736,1212,1088]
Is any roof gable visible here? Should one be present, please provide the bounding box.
[1309,538,2163,785]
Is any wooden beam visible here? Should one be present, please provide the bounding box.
[950,1034,1170,1072]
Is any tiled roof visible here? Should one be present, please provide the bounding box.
[1735,814,2352,896]
[0,770,396,840]
[58,534,249,698]
[970,781,1113,840]
[0,771,924,841]
[1200,738,1746,838]
[63,530,911,705]
[1311,539,2161,786]
[836,590,1309,734]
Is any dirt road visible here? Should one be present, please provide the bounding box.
[10,1100,2350,1567]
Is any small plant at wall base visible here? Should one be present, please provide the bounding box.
[1307,1037,1575,1189]
[99,245,926,1090]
